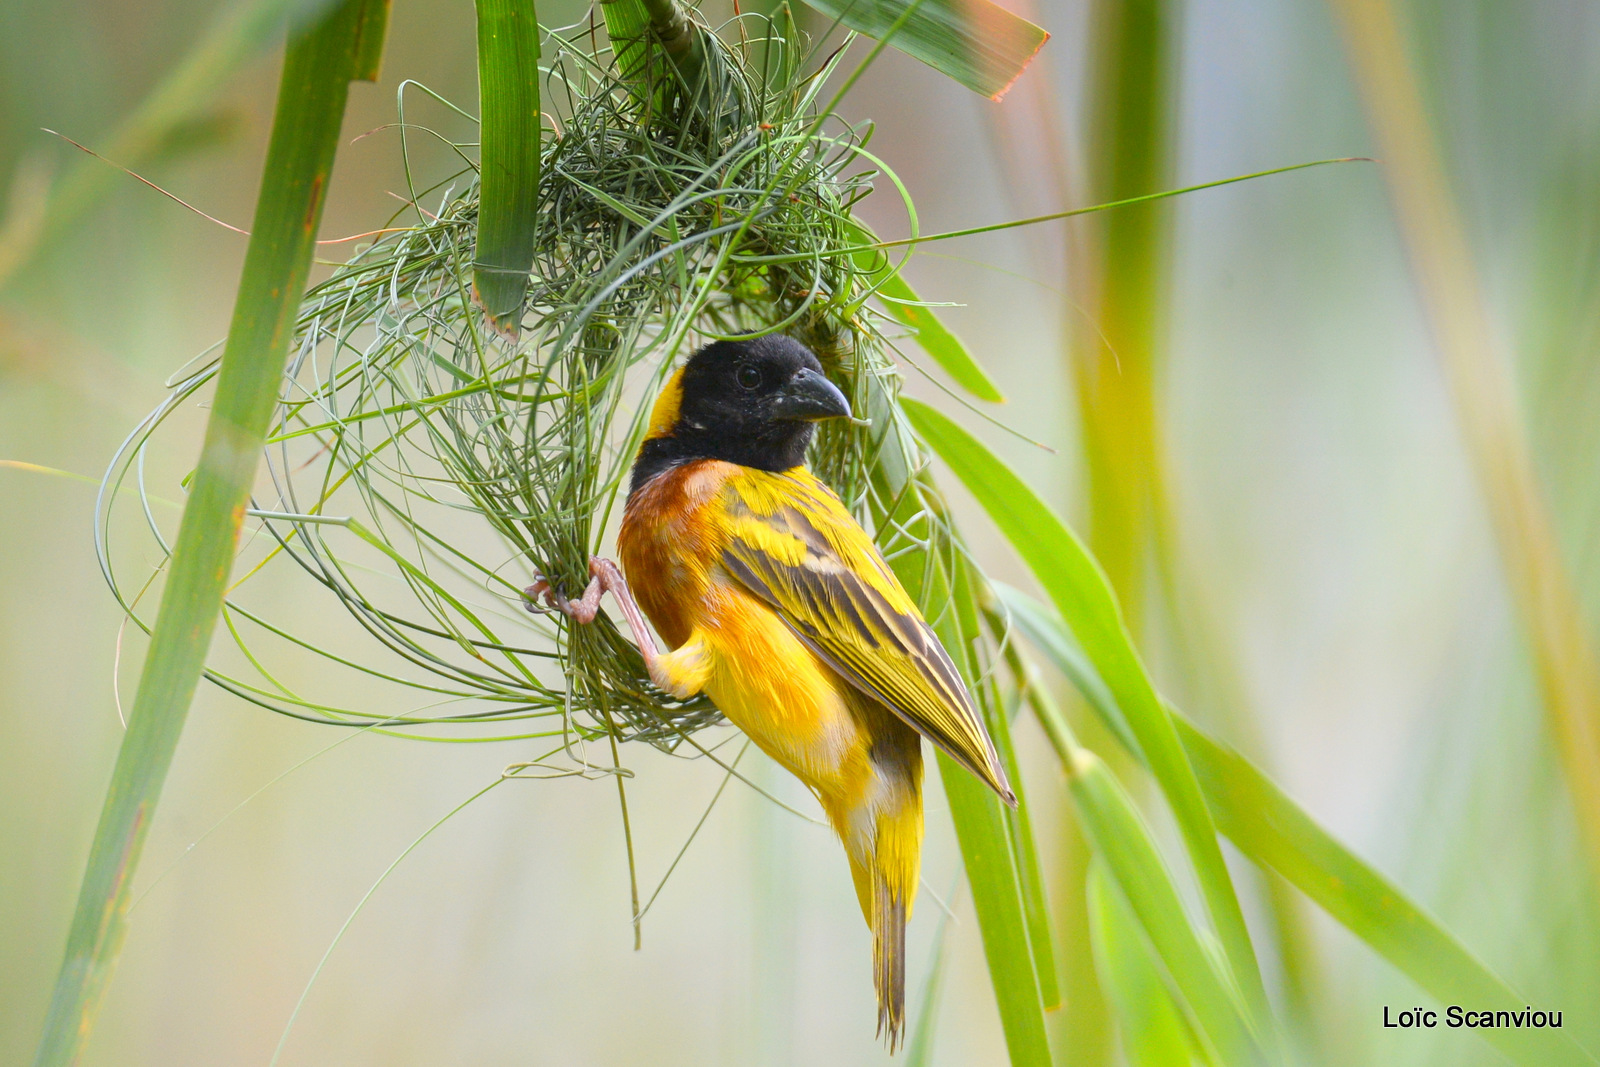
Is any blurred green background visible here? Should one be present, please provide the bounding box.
[4,0,1599,1063]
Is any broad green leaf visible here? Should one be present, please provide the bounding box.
[472,0,542,333]
[348,0,389,78]
[1087,859,1211,1067]
[1003,587,1600,1067]
[32,4,386,1062]
[801,0,1047,100]
[847,220,1005,402]
[994,611,1253,1064]
[600,0,652,76]
[902,398,1273,1032]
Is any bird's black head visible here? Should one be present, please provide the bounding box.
[631,335,851,490]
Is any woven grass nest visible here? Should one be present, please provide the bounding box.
[100,5,985,779]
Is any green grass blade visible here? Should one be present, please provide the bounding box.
[994,582,1133,753]
[946,561,1056,1013]
[1180,720,1599,1067]
[798,0,1046,100]
[937,754,1052,1064]
[31,4,384,1062]
[922,568,1052,1065]
[1068,751,1258,1063]
[1004,589,1600,1067]
[1000,623,1253,1063]
[738,162,1376,271]
[983,658,1059,1010]
[472,0,542,334]
[869,158,1370,252]
[847,220,1005,402]
[1087,859,1210,1067]
[902,398,1273,1033]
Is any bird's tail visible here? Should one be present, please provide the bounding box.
[872,872,909,1051]
[847,851,912,1051]
[844,795,922,1054]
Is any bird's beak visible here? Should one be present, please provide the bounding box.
[770,367,851,422]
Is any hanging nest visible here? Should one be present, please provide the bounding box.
[99,6,979,773]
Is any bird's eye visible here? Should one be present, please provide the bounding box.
[736,364,763,390]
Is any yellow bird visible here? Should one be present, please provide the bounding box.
[531,334,1015,1049]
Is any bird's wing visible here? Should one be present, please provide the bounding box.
[718,467,1014,803]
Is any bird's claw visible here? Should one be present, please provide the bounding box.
[522,575,567,616]
[523,562,605,623]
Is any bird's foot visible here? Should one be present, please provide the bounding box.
[525,559,664,678]
[523,559,634,629]
[523,569,602,624]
